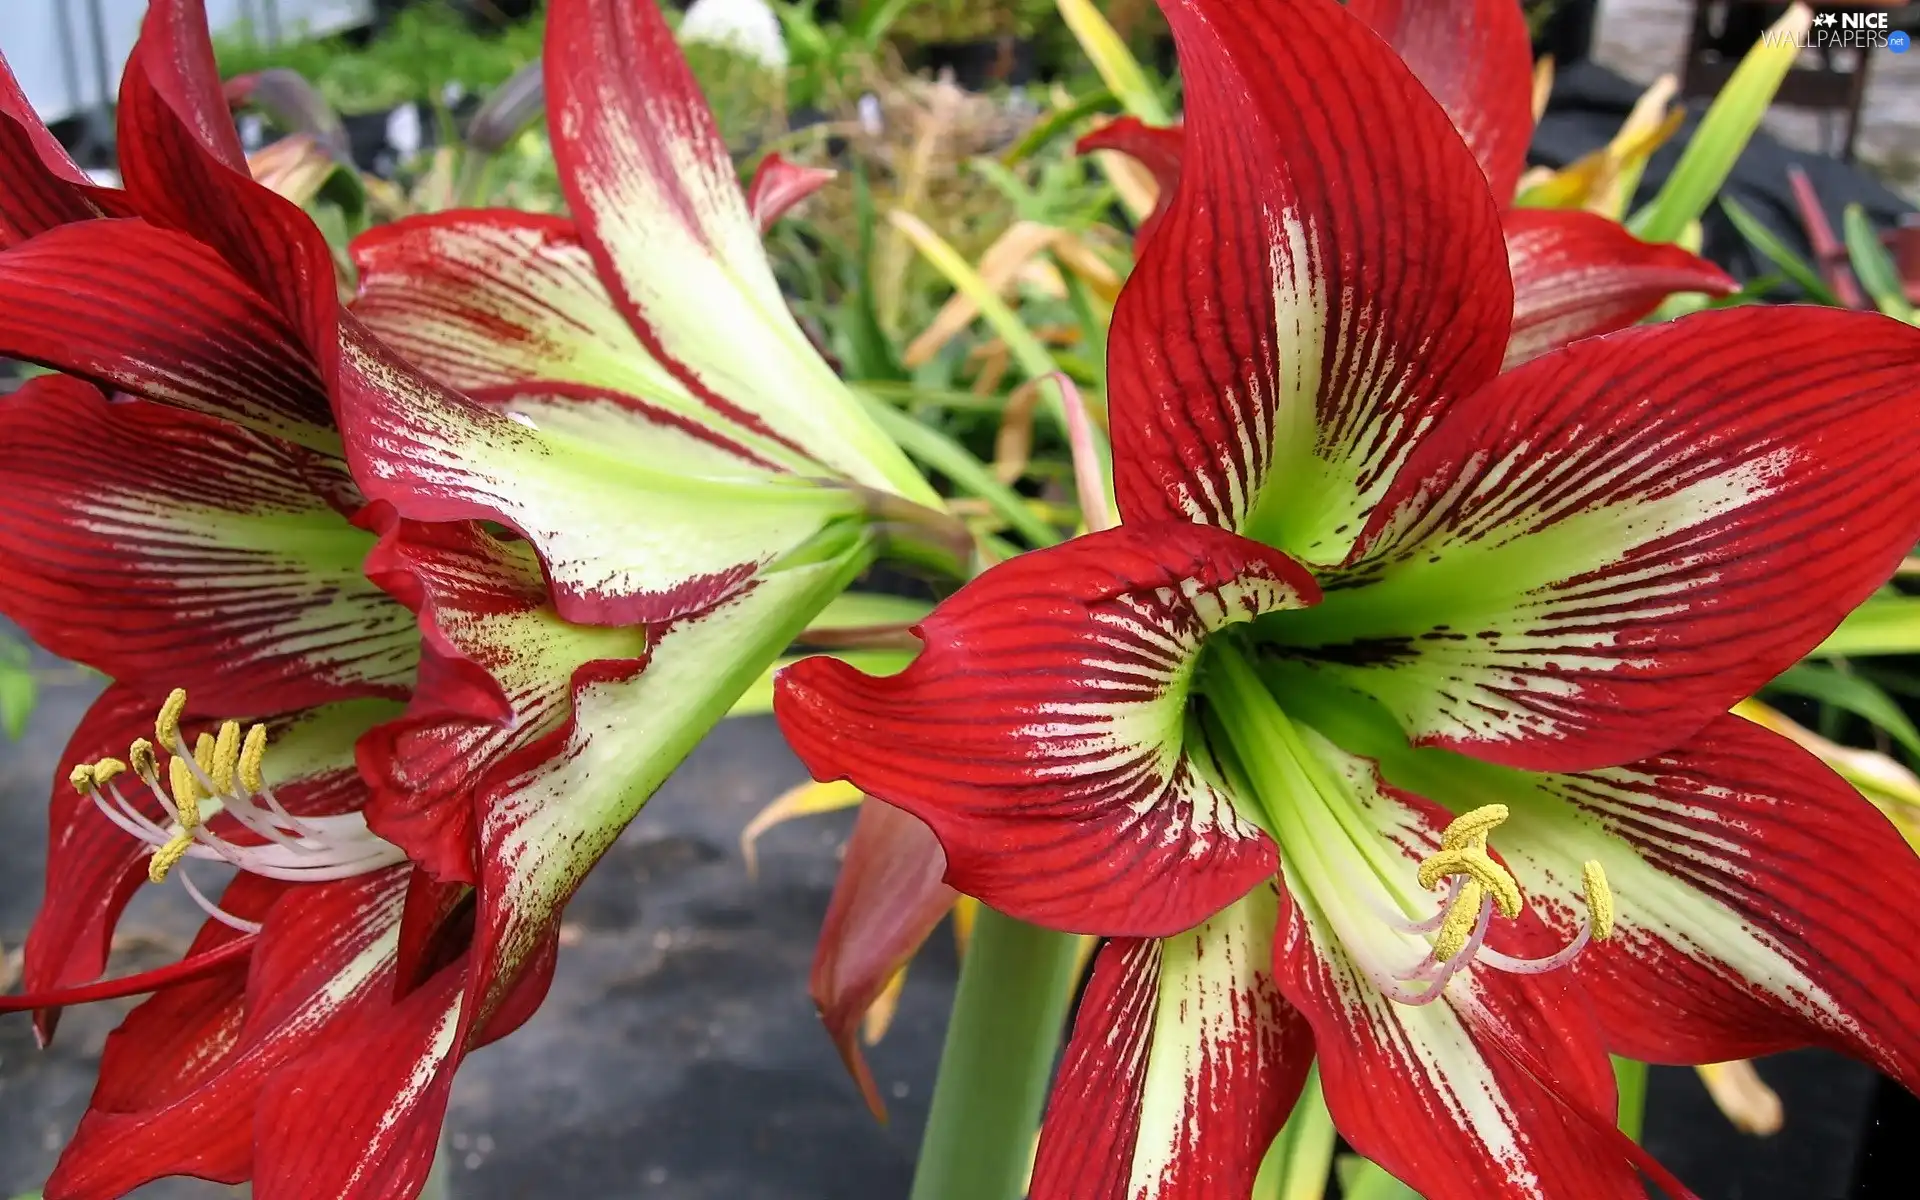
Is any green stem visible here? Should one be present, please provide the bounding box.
[910,908,1081,1200]
[1613,1056,1649,1142]
[1252,1067,1336,1200]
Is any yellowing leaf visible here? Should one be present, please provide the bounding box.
[741,779,865,877]
[1696,1060,1784,1136]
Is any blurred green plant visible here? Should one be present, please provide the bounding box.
[0,633,36,741]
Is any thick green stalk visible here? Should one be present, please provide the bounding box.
[1613,1056,1649,1142]
[909,908,1081,1200]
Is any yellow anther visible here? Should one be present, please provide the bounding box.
[1432,879,1486,962]
[1416,847,1523,918]
[1583,860,1614,941]
[193,731,217,775]
[1439,804,1510,851]
[93,758,127,788]
[168,755,203,831]
[155,688,188,749]
[239,723,270,795]
[210,720,242,795]
[129,738,158,778]
[148,831,194,884]
[68,764,94,795]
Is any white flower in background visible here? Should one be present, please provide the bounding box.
[678,0,789,70]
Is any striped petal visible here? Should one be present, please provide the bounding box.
[117,0,339,359]
[1269,306,1920,773]
[1109,0,1510,566]
[458,549,870,1030]
[1417,713,1920,1094]
[0,378,415,711]
[337,323,866,626]
[1031,883,1315,1200]
[776,523,1318,938]
[1269,735,1645,1200]
[1347,0,1536,201]
[348,211,818,472]
[357,512,649,885]
[812,798,958,1118]
[1503,208,1737,369]
[0,222,339,452]
[0,51,119,244]
[25,690,400,1045]
[542,0,926,496]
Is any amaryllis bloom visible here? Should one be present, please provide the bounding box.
[777,0,1920,1196]
[0,0,927,1193]
[1079,0,1738,370]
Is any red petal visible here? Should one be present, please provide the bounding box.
[1284,305,1920,772]
[1507,714,1920,1093]
[116,7,337,362]
[1077,117,1183,247]
[811,799,958,1118]
[0,53,117,244]
[1347,0,1536,201]
[1273,790,1645,1200]
[124,0,248,172]
[0,379,413,708]
[776,522,1318,937]
[1503,208,1738,368]
[1032,883,1314,1200]
[0,220,339,451]
[1110,0,1510,564]
[746,152,835,231]
[357,512,642,884]
[44,880,285,1199]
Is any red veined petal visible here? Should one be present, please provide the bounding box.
[23,691,399,1043]
[811,798,958,1118]
[1268,752,1647,1200]
[347,211,818,472]
[0,52,120,244]
[356,512,647,885]
[746,152,835,231]
[1076,117,1183,247]
[1273,305,1920,772]
[117,4,337,360]
[123,0,248,171]
[776,522,1318,938]
[337,322,862,626]
[0,221,339,451]
[0,379,414,707]
[1471,713,1920,1094]
[1347,0,1536,201]
[42,876,285,1199]
[542,0,923,491]
[1110,0,1510,566]
[455,550,865,1039]
[1503,208,1738,368]
[1031,883,1314,1200]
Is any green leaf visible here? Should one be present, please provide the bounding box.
[1843,203,1917,322]
[1629,6,1809,244]
[808,592,935,631]
[1054,0,1171,125]
[1765,664,1920,759]
[729,648,915,717]
[1002,89,1119,166]
[0,635,34,741]
[840,167,909,382]
[859,394,1063,548]
[1721,196,1837,304]
[1336,1157,1422,1200]
[887,211,1062,391]
[1812,593,1920,658]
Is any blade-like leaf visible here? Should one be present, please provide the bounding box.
[1630,4,1812,244]
[1843,203,1917,322]
[1721,196,1836,304]
[1810,593,1920,657]
[1055,0,1171,125]
[1765,664,1920,759]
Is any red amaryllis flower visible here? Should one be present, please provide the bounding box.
[1079,0,1737,369]
[776,0,1920,1196]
